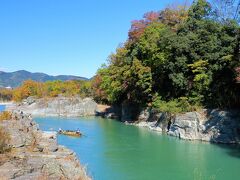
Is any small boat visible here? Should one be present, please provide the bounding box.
[58,130,82,137]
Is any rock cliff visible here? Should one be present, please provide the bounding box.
[0,112,90,180]
[133,108,240,144]
[7,96,97,117]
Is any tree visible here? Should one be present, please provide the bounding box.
[93,0,240,109]
[211,0,240,23]
[0,88,13,101]
[11,79,93,101]
[13,80,39,101]
[129,11,160,41]
[159,5,189,30]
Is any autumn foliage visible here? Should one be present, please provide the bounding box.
[0,127,10,154]
[128,6,188,41]
[93,0,240,109]
[0,111,12,121]
[129,11,160,41]
[11,80,93,102]
[91,75,108,103]
[0,89,13,102]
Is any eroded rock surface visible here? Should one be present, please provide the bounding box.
[134,109,240,144]
[0,112,90,180]
[7,96,97,117]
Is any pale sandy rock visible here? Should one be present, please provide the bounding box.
[7,96,97,117]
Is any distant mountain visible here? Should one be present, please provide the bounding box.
[0,70,88,87]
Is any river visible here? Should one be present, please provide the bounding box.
[34,116,240,180]
[0,105,5,112]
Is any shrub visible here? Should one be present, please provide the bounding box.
[0,88,13,101]
[0,111,12,121]
[152,95,201,114]
[152,96,181,113]
[0,127,11,153]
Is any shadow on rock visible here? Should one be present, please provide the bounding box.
[203,109,240,144]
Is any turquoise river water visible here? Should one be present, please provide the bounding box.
[0,105,5,112]
[34,116,240,180]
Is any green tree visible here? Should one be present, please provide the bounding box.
[95,0,240,110]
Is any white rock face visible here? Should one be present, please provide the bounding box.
[168,112,202,140]
[135,109,240,144]
[7,96,97,117]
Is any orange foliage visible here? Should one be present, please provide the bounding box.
[13,80,39,101]
[0,88,13,101]
[12,80,92,101]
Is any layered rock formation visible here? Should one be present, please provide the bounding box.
[7,96,97,117]
[133,109,240,144]
[0,112,90,180]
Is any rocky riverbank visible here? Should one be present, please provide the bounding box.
[95,103,240,144]
[5,96,240,145]
[0,111,90,180]
[131,108,240,144]
[6,96,97,117]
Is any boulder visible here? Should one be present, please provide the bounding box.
[168,112,201,140]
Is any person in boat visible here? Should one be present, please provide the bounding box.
[76,128,81,135]
[58,128,62,133]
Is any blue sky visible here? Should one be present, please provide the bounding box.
[0,0,188,78]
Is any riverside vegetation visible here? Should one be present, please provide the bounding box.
[0,79,92,102]
[0,111,12,154]
[0,0,239,138]
[93,0,240,113]
[0,1,240,143]
[0,0,239,179]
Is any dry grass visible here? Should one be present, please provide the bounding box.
[0,127,11,154]
[0,111,12,121]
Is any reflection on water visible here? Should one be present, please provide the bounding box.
[35,117,240,180]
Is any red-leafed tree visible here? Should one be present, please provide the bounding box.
[128,11,160,41]
[128,6,189,41]
[92,74,108,103]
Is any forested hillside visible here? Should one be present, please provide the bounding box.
[0,70,87,87]
[92,0,240,112]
